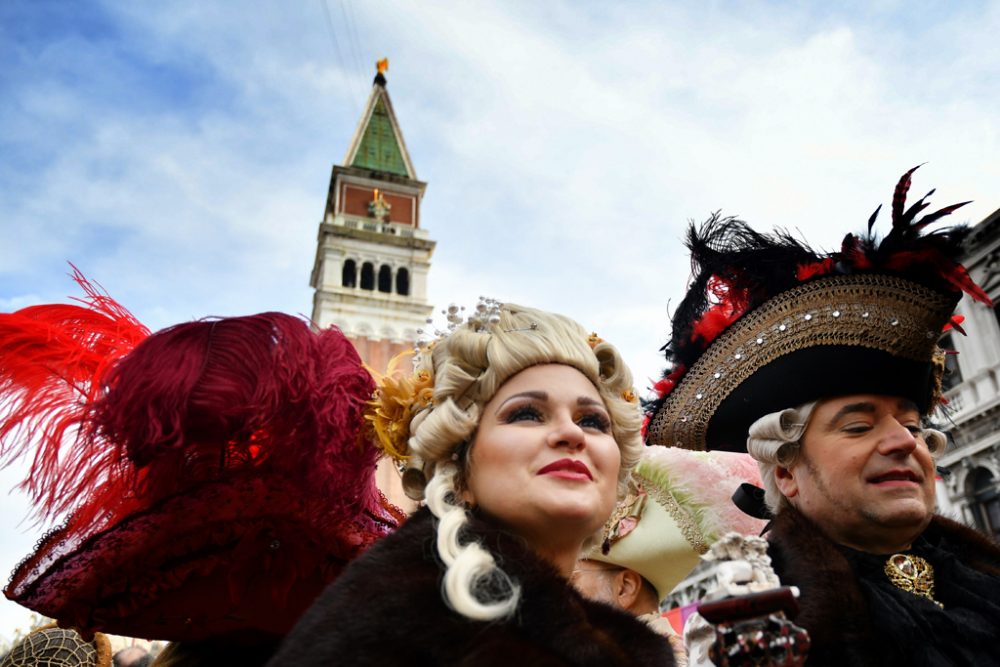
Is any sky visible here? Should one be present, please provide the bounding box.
[2,0,999,641]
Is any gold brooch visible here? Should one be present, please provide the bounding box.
[884,554,943,608]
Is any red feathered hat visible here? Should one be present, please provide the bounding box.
[646,166,991,452]
[0,271,401,643]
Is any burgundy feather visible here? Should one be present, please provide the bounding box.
[901,192,933,228]
[945,315,967,336]
[1,274,395,639]
[2,278,381,538]
[690,302,743,345]
[892,164,924,228]
[867,205,882,234]
[94,312,379,527]
[796,258,835,281]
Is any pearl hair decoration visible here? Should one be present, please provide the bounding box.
[412,297,505,368]
[468,297,504,331]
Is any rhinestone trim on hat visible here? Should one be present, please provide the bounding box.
[647,274,954,449]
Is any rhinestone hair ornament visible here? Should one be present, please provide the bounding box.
[367,297,505,465]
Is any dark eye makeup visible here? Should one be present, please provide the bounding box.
[578,412,611,432]
[505,405,543,423]
[501,402,611,433]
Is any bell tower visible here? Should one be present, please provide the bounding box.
[310,60,435,372]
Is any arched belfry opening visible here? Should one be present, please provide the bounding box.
[342,259,356,288]
[396,267,410,296]
[378,265,392,293]
[360,262,375,290]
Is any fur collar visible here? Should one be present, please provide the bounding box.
[767,508,1000,666]
[268,507,673,666]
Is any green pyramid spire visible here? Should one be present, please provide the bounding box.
[350,95,409,176]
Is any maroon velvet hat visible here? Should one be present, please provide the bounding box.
[1,273,401,641]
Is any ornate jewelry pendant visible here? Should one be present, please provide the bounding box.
[884,554,943,608]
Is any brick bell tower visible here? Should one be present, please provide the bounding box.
[310,59,435,373]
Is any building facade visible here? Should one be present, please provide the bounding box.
[933,206,1000,542]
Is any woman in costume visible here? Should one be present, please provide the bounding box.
[266,302,674,666]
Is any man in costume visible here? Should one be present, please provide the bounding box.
[645,167,1000,665]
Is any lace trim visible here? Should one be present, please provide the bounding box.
[633,469,707,555]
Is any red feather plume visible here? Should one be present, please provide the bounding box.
[885,250,992,307]
[0,268,149,525]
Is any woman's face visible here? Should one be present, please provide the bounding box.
[464,363,622,548]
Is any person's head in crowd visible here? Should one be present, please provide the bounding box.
[573,446,767,612]
[369,301,644,619]
[0,626,111,667]
[747,396,946,553]
[113,646,151,667]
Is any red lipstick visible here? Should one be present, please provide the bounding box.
[538,458,593,481]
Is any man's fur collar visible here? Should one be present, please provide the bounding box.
[767,507,1000,666]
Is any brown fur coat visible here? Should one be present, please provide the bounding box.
[266,507,674,666]
[767,507,1000,666]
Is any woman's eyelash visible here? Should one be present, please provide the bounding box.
[579,412,611,432]
[506,405,542,422]
[504,405,610,432]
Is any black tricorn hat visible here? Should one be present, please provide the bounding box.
[645,166,991,452]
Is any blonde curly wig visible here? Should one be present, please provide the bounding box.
[372,303,643,621]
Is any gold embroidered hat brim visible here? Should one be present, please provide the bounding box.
[646,273,956,451]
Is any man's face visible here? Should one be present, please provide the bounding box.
[776,394,937,553]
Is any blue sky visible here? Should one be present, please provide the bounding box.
[2,0,999,639]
